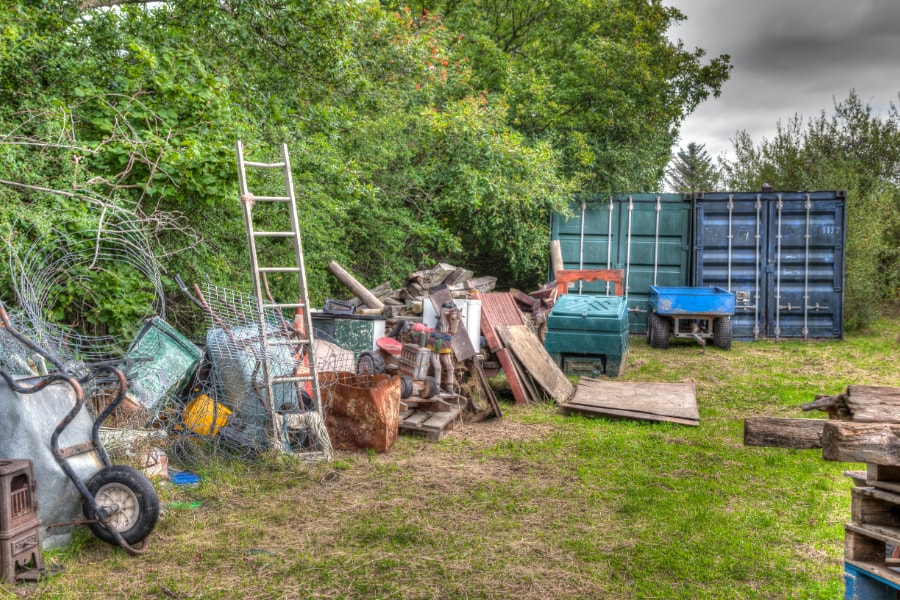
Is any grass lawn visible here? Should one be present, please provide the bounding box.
[7,315,900,599]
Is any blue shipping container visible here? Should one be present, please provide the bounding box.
[693,191,846,340]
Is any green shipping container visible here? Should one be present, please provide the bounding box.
[550,194,692,334]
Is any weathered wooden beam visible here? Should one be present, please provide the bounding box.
[846,386,900,423]
[743,417,825,449]
[822,422,900,464]
[327,261,385,310]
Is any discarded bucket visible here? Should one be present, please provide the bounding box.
[182,395,231,436]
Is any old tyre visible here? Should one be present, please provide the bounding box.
[399,375,414,399]
[356,351,386,375]
[713,317,733,350]
[648,313,670,349]
[84,465,160,546]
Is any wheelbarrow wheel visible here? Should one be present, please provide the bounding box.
[713,317,733,350]
[84,465,160,546]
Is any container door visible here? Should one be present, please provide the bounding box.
[693,194,768,339]
[694,191,845,340]
[765,193,845,338]
[615,194,692,334]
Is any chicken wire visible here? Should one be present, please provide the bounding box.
[10,224,164,377]
[157,282,361,464]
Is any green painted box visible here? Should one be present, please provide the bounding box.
[544,294,629,378]
[311,313,386,357]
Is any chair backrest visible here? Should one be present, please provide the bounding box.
[556,269,625,297]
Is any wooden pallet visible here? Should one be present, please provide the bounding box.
[398,395,464,441]
[842,465,900,599]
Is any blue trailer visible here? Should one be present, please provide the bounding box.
[647,286,736,349]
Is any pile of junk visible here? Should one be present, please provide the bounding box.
[0,251,504,584]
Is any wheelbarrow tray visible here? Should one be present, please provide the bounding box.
[0,376,104,548]
[648,286,735,316]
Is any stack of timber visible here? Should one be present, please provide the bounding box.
[744,385,900,597]
[327,260,497,319]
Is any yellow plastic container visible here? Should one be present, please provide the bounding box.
[182,395,231,436]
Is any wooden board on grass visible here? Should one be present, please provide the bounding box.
[561,379,698,425]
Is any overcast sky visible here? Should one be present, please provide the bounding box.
[666,0,900,161]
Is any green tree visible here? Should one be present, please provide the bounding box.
[391,0,732,192]
[721,91,900,330]
[665,142,721,192]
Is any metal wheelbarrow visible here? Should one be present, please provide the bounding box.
[0,303,159,554]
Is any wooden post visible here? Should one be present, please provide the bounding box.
[327,261,385,311]
[549,240,564,282]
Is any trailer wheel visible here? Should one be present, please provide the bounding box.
[84,465,160,546]
[648,313,670,349]
[713,317,733,350]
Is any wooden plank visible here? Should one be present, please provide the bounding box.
[427,286,476,361]
[845,529,889,563]
[468,359,502,420]
[867,464,900,494]
[845,470,867,486]
[845,560,900,589]
[846,522,900,546]
[510,352,542,404]
[496,325,574,402]
[422,410,457,430]
[564,379,698,423]
[822,422,900,464]
[852,487,900,526]
[495,347,529,406]
[847,385,900,423]
[403,411,430,426]
[560,404,699,426]
[743,417,826,449]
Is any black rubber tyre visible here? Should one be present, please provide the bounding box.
[84,465,160,546]
[648,313,670,349]
[399,375,414,399]
[713,317,733,350]
[356,351,386,375]
[421,376,439,399]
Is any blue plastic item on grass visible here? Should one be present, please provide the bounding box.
[169,471,201,485]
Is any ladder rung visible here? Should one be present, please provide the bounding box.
[244,161,286,169]
[272,375,314,384]
[258,267,302,273]
[262,302,306,310]
[251,195,292,202]
[253,232,295,238]
[265,338,311,346]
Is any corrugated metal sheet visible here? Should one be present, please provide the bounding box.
[693,191,846,339]
[550,194,692,333]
